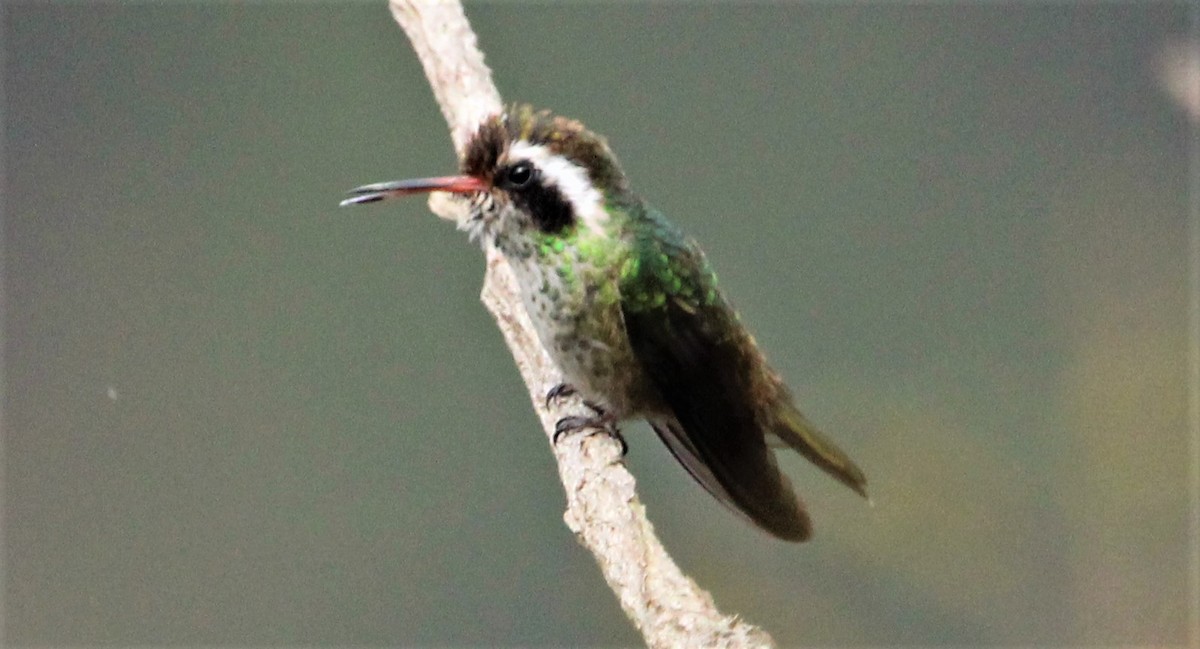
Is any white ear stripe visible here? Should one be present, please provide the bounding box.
[508,140,609,236]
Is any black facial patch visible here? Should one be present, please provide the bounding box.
[505,164,574,235]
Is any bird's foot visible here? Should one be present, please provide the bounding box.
[553,413,628,457]
[547,383,624,455]
[544,382,577,408]
[545,383,608,418]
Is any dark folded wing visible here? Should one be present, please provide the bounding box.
[620,217,811,541]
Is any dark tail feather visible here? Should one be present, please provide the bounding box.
[774,405,869,499]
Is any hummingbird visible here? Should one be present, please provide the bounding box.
[341,105,867,541]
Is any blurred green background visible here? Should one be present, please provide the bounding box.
[4,3,1193,646]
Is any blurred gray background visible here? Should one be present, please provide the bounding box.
[3,3,1193,646]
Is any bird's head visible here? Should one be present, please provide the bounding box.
[342,105,631,245]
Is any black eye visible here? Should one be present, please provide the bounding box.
[504,162,534,189]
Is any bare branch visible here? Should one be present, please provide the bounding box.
[387,2,775,646]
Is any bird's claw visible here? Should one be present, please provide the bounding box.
[553,415,628,457]
[545,383,577,409]
[545,383,608,416]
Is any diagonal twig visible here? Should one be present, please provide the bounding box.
[385,2,775,646]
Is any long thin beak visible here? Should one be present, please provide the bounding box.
[340,175,487,206]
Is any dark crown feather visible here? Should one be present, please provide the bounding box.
[462,104,629,194]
